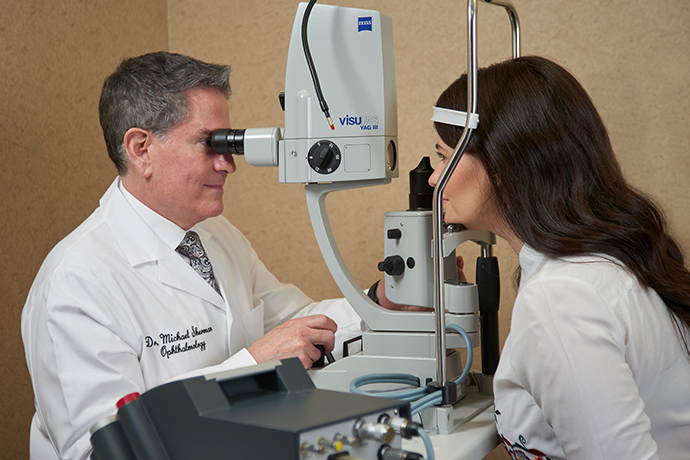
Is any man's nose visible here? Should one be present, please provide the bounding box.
[215,153,236,174]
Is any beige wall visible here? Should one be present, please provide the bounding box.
[2,0,688,458]
[0,1,168,457]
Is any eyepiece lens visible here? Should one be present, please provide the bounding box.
[211,129,245,155]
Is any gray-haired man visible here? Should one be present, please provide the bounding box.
[22,52,363,460]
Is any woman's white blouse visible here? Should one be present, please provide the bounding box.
[494,245,690,460]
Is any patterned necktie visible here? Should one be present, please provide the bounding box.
[175,231,222,297]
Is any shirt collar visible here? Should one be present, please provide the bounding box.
[518,244,549,290]
[118,178,188,250]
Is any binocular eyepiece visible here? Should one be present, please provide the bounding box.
[211,129,246,155]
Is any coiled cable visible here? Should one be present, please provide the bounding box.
[349,323,473,416]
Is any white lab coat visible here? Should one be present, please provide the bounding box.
[21,178,362,460]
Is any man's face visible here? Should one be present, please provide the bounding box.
[145,88,236,229]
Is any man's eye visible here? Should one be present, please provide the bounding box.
[200,138,211,147]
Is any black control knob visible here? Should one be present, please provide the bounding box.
[308,140,341,174]
[387,228,402,239]
[377,255,405,276]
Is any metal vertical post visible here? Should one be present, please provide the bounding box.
[432,0,479,385]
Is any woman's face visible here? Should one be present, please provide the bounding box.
[428,134,499,232]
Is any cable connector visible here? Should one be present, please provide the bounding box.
[353,419,395,444]
[378,444,423,460]
[378,415,422,439]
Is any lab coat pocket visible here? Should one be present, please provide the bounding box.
[241,299,265,345]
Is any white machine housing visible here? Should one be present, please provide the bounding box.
[278,2,399,184]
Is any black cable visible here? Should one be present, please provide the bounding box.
[301,0,335,130]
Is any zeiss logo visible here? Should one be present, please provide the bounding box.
[358,16,372,32]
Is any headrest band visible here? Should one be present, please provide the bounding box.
[430,106,479,129]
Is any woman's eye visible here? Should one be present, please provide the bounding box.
[435,151,446,162]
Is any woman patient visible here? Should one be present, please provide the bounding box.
[429,56,690,460]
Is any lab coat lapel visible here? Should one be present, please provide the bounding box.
[100,178,225,310]
[199,227,249,351]
[156,247,226,310]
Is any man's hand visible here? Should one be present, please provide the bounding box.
[247,314,337,369]
[377,256,468,310]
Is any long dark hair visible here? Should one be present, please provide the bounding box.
[435,55,690,350]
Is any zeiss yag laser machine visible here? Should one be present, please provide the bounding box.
[212,0,519,435]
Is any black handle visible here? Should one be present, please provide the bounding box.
[476,256,500,375]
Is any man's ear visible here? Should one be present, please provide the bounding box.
[123,127,154,178]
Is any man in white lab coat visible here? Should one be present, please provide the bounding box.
[21,51,365,460]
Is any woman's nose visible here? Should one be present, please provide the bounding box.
[428,165,440,188]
